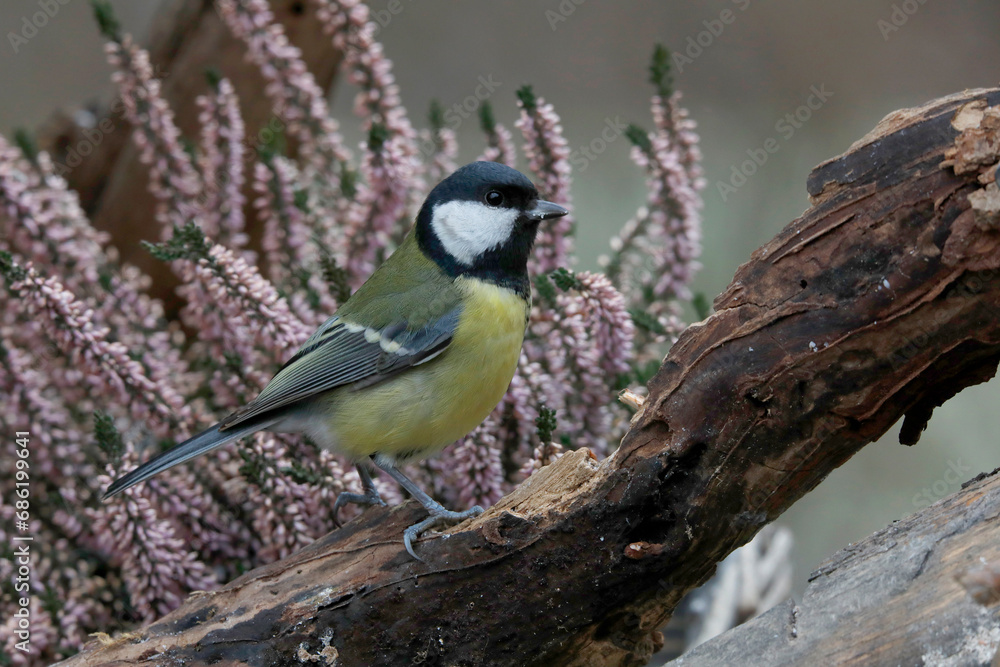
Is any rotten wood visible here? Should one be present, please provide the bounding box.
[667,469,1000,666]
[58,87,1000,667]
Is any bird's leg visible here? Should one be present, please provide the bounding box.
[371,455,483,560]
[332,463,386,527]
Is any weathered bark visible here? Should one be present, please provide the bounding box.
[58,87,1000,667]
[666,469,1000,666]
[38,0,343,305]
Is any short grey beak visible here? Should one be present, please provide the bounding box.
[528,200,569,221]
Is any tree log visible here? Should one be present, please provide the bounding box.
[666,468,1000,666]
[57,87,1000,667]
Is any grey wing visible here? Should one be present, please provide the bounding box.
[218,309,460,430]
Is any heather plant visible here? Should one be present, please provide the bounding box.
[0,1,703,662]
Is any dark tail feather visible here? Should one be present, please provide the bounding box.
[101,418,278,500]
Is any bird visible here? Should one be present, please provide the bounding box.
[102,161,569,560]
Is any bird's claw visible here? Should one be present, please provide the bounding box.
[403,505,484,561]
[332,488,385,528]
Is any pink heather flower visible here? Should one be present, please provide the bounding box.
[196,76,248,249]
[518,441,566,479]
[604,93,704,313]
[476,121,517,168]
[178,241,312,368]
[571,271,635,381]
[516,92,574,274]
[313,0,425,239]
[0,339,86,492]
[340,133,415,282]
[555,272,634,453]
[432,412,507,510]
[92,460,218,622]
[9,263,190,437]
[103,35,203,235]
[422,125,458,184]
[94,263,196,405]
[239,433,345,564]
[312,0,410,131]
[0,135,193,406]
[655,92,705,193]
[0,136,108,289]
[497,354,552,471]
[253,158,338,325]
[142,469,251,567]
[1,597,60,664]
[218,0,351,179]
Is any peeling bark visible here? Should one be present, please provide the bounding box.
[58,87,1000,667]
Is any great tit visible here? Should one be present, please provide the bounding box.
[103,161,569,559]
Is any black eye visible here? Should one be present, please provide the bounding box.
[484,190,505,207]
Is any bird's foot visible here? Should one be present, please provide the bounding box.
[333,465,386,528]
[403,505,483,561]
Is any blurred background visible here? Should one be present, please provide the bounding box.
[2,0,998,628]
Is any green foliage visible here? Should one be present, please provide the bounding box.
[281,462,325,486]
[367,122,389,152]
[535,404,557,444]
[649,44,674,99]
[143,222,211,262]
[428,99,445,132]
[93,410,124,463]
[320,254,352,304]
[91,0,121,41]
[238,447,268,488]
[0,251,28,285]
[257,119,287,162]
[536,268,583,304]
[617,359,662,390]
[293,188,309,211]
[534,272,556,303]
[625,123,653,155]
[549,267,582,292]
[628,307,668,336]
[204,66,223,90]
[13,128,38,167]
[40,583,63,617]
[339,164,358,198]
[478,100,497,134]
[516,84,537,112]
[692,292,711,321]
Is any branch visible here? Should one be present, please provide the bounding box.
[58,87,1000,667]
[667,468,1000,665]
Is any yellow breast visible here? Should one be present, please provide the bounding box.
[323,276,528,461]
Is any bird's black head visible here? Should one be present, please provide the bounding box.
[415,161,568,295]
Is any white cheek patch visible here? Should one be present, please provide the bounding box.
[430,200,520,266]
